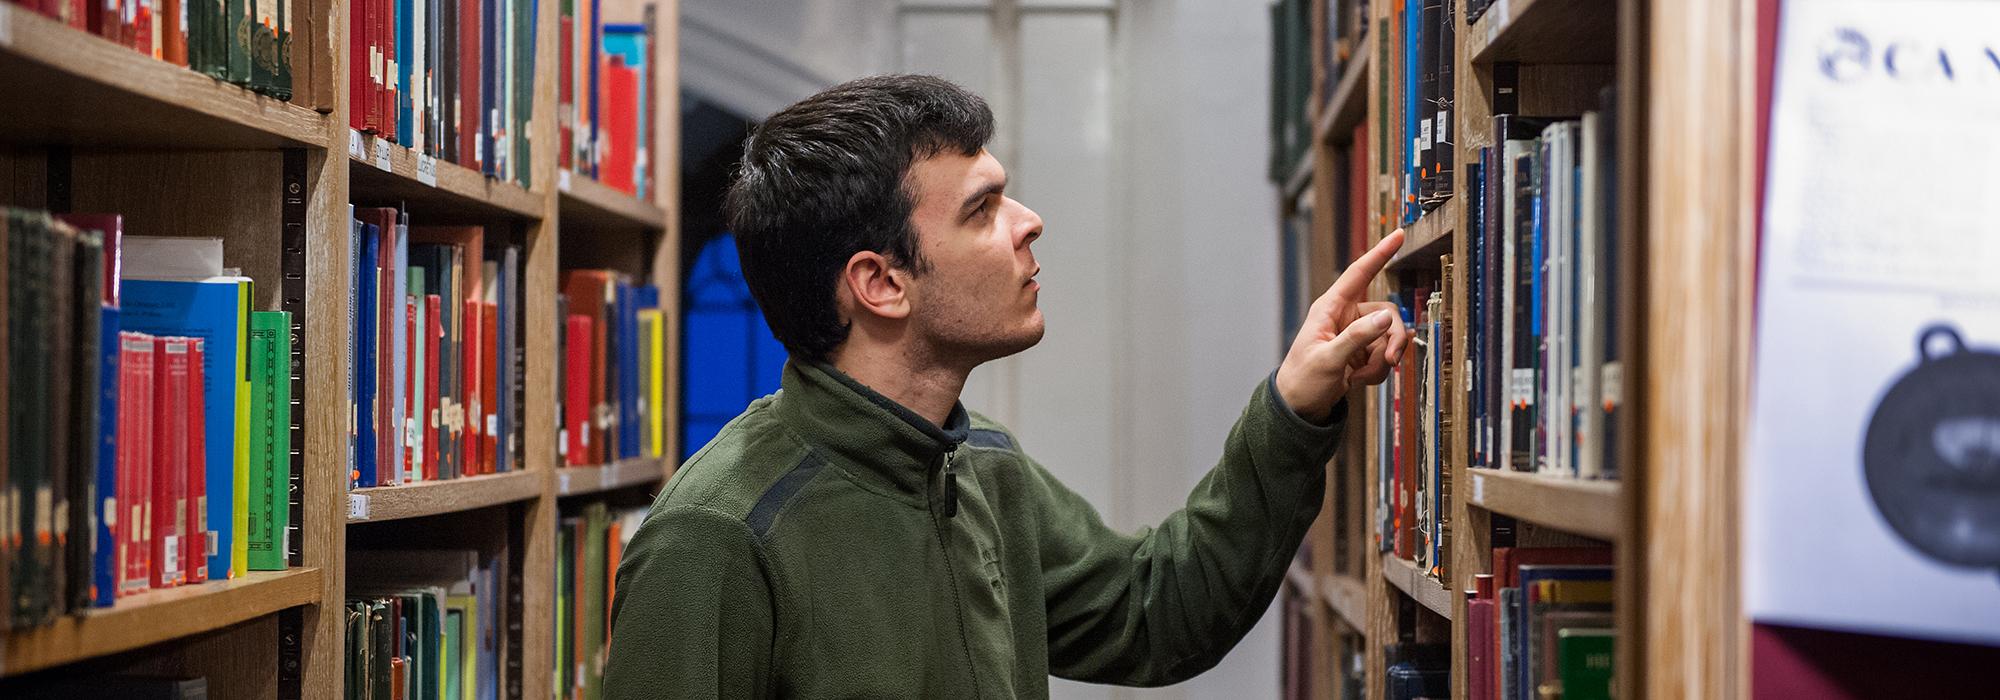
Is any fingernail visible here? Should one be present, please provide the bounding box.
[1368,309,1392,327]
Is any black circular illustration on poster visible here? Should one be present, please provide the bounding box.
[1862,325,2000,575]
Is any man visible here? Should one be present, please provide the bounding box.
[606,74,1409,697]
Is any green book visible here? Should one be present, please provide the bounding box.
[1557,628,1615,700]
[581,503,609,700]
[227,0,252,85]
[246,310,290,570]
[556,520,574,696]
[444,608,465,700]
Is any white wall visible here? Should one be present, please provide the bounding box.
[683,2,1284,698]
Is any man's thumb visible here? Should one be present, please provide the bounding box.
[1322,309,1394,368]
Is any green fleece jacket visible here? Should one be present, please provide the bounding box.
[604,361,1345,697]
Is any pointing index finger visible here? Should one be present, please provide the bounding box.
[1330,229,1405,301]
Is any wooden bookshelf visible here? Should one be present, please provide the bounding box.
[1387,197,1459,270]
[1466,0,1619,64]
[559,170,670,230]
[1465,468,1622,541]
[1,569,323,675]
[1313,42,1372,146]
[348,135,546,219]
[1382,553,1454,620]
[346,471,547,523]
[557,458,669,497]
[0,2,328,149]
[0,0,682,694]
[1274,0,1710,697]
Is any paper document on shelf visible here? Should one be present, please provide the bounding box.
[1747,0,2000,646]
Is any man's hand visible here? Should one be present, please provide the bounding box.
[1275,230,1413,423]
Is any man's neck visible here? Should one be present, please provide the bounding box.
[829,344,968,428]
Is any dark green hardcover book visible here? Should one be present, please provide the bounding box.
[65,227,104,613]
[247,310,290,570]
[249,0,277,97]
[0,211,11,633]
[346,602,367,700]
[42,219,75,625]
[274,0,292,100]
[1557,627,1614,700]
[555,519,573,695]
[227,0,252,85]
[370,600,393,700]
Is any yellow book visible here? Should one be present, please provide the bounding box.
[640,309,665,459]
[233,281,252,578]
[448,593,478,699]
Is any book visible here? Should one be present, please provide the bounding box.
[117,331,155,598]
[1557,628,1614,700]
[183,338,207,584]
[247,311,289,570]
[152,336,191,589]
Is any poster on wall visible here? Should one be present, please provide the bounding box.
[1748,0,2000,646]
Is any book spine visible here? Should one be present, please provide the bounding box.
[184,338,207,583]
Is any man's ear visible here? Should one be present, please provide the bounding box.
[840,251,912,322]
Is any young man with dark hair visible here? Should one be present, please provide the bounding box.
[605,74,1409,698]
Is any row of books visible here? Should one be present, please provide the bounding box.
[4,210,296,630]
[350,0,538,185]
[554,502,643,700]
[1374,262,1458,584]
[559,0,658,197]
[1397,0,1456,223]
[345,548,509,700]
[4,0,294,99]
[1464,545,1615,700]
[1464,91,1623,480]
[348,207,523,488]
[1319,0,1369,111]
[559,272,666,467]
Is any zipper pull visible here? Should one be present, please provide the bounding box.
[941,449,959,518]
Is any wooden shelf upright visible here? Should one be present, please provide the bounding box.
[0,0,682,695]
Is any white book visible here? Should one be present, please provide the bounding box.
[1577,112,1605,480]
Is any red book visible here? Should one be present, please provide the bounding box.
[409,226,483,475]
[559,14,573,170]
[363,0,381,133]
[160,0,183,65]
[130,0,151,57]
[65,0,87,29]
[1492,546,1614,590]
[1469,574,1496,700]
[116,332,155,597]
[479,300,498,473]
[384,0,397,144]
[602,58,638,194]
[350,0,365,131]
[564,315,591,466]
[459,0,480,169]
[51,214,123,307]
[183,339,207,583]
[461,298,482,474]
[152,337,190,589]
[561,270,612,464]
[424,293,442,481]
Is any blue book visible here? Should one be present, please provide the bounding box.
[481,0,498,176]
[92,306,120,607]
[348,208,360,488]
[356,222,381,487]
[1402,0,1419,224]
[120,277,245,578]
[617,282,640,459]
[398,0,414,146]
[496,245,517,472]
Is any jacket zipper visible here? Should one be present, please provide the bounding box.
[928,446,981,694]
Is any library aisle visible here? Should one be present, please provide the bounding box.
[5,0,1998,698]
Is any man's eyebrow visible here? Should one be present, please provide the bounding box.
[958,178,1007,216]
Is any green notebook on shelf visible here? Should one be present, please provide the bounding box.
[247,310,290,570]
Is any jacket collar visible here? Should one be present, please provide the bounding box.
[774,359,969,500]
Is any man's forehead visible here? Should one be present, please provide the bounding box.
[911,149,1005,196]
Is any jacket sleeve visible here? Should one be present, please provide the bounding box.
[605,504,775,699]
[1036,374,1344,686]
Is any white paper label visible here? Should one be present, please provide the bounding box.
[350,130,366,160]
[1412,137,1423,168]
[558,169,572,192]
[416,155,439,187]
[1510,368,1536,406]
[1436,111,1449,142]
[558,472,572,494]
[373,139,393,172]
[486,414,497,437]
[1471,473,1487,505]
[163,534,180,574]
[1420,119,1433,151]
[348,494,369,520]
[1600,362,1623,408]
[559,428,568,451]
